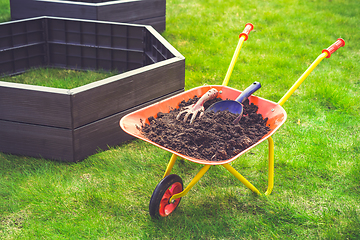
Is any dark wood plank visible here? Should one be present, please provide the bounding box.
[73,89,184,161]
[0,82,73,128]
[97,0,166,23]
[42,2,97,20]
[10,0,33,20]
[0,119,74,161]
[130,16,166,32]
[11,0,165,30]
[11,0,97,20]
[71,58,185,128]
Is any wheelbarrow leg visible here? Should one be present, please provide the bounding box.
[222,163,261,195]
[169,165,211,203]
[163,153,178,178]
[265,136,274,196]
[222,136,275,196]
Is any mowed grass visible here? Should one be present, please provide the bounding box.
[2,68,118,89]
[1,0,360,239]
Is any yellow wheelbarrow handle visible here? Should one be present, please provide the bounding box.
[278,38,345,106]
[222,23,254,86]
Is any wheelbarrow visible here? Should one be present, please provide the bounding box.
[120,27,345,217]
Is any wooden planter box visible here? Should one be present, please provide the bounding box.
[10,0,166,32]
[0,17,185,162]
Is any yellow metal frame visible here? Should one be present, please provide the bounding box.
[163,51,330,202]
[165,136,274,203]
[278,52,328,106]
[222,35,246,86]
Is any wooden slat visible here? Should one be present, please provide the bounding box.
[0,119,74,161]
[73,89,184,161]
[130,16,166,32]
[10,0,165,32]
[10,0,97,20]
[10,0,33,20]
[97,0,166,23]
[70,58,185,128]
[42,2,97,20]
[0,82,73,128]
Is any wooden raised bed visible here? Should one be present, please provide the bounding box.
[0,16,185,162]
[10,0,166,32]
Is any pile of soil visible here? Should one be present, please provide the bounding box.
[140,95,271,161]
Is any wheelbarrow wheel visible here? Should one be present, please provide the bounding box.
[149,174,183,218]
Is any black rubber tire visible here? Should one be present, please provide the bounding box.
[149,174,183,218]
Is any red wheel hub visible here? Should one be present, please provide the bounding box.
[159,182,182,217]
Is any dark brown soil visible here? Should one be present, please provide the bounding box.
[140,95,271,161]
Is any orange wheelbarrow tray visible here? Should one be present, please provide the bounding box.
[119,38,345,218]
[120,85,285,165]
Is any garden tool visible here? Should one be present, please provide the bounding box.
[176,88,219,124]
[206,81,261,124]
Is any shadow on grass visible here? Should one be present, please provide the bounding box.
[142,192,264,239]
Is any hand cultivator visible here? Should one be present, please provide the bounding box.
[120,23,345,218]
[176,88,219,124]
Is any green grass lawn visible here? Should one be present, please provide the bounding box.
[1,0,360,239]
[1,68,118,89]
